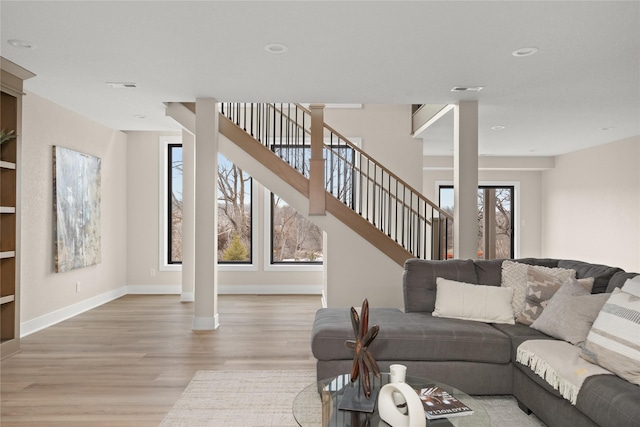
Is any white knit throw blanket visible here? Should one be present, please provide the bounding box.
[516,340,612,405]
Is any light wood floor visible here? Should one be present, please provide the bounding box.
[0,294,323,426]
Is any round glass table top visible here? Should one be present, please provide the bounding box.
[293,373,491,427]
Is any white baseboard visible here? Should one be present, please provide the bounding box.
[218,284,323,295]
[21,284,322,336]
[127,284,181,294]
[21,286,127,338]
[126,284,322,295]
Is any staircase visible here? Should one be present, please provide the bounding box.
[170,102,452,266]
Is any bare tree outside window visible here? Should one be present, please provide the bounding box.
[169,145,183,263]
[217,156,251,262]
[439,186,514,259]
[168,145,252,264]
[271,194,323,263]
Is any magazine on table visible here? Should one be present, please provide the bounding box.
[419,386,474,419]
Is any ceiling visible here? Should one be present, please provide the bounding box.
[1,1,638,156]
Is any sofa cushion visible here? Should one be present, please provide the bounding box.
[433,278,514,324]
[557,260,623,294]
[403,259,478,313]
[491,323,554,361]
[311,307,511,364]
[530,278,609,345]
[577,374,640,427]
[474,259,505,285]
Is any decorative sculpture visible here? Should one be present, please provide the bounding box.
[345,298,381,399]
[378,382,426,427]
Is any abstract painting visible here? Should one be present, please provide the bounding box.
[53,146,101,272]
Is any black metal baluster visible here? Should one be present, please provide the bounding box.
[358,153,363,215]
[401,187,406,248]
[387,175,392,237]
[365,160,370,221]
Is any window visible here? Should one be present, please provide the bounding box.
[270,194,323,264]
[439,185,515,259]
[268,140,346,265]
[168,144,252,265]
[168,144,183,263]
[217,155,252,263]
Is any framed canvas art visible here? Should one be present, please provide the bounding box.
[53,146,102,272]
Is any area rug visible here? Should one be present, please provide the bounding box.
[159,370,546,427]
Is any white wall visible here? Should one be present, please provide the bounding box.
[20,92,128,326]
[125,131,323,294]
[324,105,423,190]
[541,136,640,272]
[422,168,544,258]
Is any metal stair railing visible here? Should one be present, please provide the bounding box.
[219,102,453,260]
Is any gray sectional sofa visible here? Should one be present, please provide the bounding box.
[311,258,640,427]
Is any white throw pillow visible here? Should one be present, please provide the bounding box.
[501,261,575,320]
[621,275,640,297]
[581,288,640,385]
[433,278,515,324]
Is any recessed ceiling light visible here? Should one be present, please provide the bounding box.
[512,47,538,57]
[106,82,137,89]
[491,125,506,130]
[451,86,484,92]
[599,126,614,131]
[133,114,147,119]
[7,39,34,49]
[264,43,288,54]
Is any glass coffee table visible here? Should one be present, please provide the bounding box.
[293,373,490,427]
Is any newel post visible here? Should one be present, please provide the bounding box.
[309,104,326,215]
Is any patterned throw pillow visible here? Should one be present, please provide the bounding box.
[517,268,594,325]
[581,288,640,385]
[501,261,576,320]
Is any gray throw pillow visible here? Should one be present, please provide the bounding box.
[517,267,594,325]
[530,278,610,345]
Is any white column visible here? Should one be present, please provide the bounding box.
[181,129,195,302]
[193,98,219,330]
[453,101,479,260]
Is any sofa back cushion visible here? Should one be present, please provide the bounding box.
[607,271,640,293]
[557,260,623,294]
[403,259,478,313]
[474,259,505,285]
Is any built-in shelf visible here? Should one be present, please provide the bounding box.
[0,295,14,305]
[0,251,15,259]
[0,161,16,170]
[2,57,33,359]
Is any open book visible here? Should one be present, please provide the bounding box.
[419,386,474,419]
